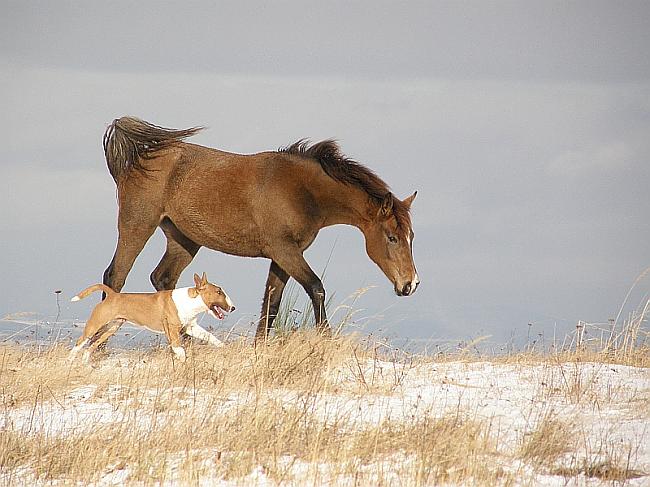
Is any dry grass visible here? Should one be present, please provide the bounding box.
[0,333,513,486]
[518,412,576,468]
[551,462,646,482]
[1,320,648,486]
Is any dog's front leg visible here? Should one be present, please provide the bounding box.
[184,321,224,347]
[164,319,186,362]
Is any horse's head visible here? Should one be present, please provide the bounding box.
[362,191,419,296]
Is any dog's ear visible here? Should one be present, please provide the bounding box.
[193,273,202,289]
[201,272,208,286]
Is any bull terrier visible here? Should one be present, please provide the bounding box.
[68,273,234,363]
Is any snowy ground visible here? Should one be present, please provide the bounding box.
[1,346,649,486]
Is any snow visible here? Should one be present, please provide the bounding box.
[2,357,649,486]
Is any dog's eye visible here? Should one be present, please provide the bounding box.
[217,290,222,295]
[388,235,398,244]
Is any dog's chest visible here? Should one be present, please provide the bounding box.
[171,288,206,324]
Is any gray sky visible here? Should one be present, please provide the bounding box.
[1,1,649,346]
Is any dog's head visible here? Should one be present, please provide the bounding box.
[190,272,235,320]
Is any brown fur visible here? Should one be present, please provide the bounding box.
[70,273,232,361]
[101,116,419,339]
[280,139,412,233]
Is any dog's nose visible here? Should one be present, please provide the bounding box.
[230,305,236,312]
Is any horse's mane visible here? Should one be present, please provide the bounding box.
[280,139,411,230]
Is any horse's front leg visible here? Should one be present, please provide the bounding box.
[270,251,330,337]
[256,261,290,340]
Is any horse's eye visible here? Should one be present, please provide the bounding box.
[388,235,398,244]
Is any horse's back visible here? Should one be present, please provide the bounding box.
[157,143,307,254]
[118,140,323,256]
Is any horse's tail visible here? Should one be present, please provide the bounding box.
[103,116,204,182]
[71,284,115,302]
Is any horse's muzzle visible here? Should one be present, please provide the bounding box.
[395,279,419,297]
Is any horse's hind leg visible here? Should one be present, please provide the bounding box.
[150,218,200,291]
[103,195,160,292]
[256,261,290,339]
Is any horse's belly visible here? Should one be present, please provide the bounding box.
[206,238,265,258]
[174,219,266,258]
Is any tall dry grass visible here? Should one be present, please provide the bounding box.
[1,334,514,486]
[1,275,648,485]
[2,323,648,485]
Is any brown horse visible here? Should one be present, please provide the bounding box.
[101,117,419,339]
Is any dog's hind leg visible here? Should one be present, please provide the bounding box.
[82,320,124,363]
[68,338,90,362]
[68,306,113,362]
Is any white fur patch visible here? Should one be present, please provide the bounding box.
[410,273,420,295]
[68,338,89,362]
[171,287,209,325]
[225,292,234,310]
[185,323,223,347]
[172,346,186,362]
[71,296,80,302]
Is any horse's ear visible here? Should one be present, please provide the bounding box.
[378,193,393,219]
[403,191,417,209]
[201,272,208,286]
[193,273,202,288]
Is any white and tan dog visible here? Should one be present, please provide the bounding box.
[68,273,234,363]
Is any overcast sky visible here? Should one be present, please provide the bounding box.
[1,1,649,347]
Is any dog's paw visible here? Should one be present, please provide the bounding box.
[172,346,187,362]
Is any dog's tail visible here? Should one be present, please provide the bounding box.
[71,284,115,302]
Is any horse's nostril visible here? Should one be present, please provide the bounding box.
[402,282,412,296]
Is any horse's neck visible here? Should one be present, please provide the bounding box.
[319,179,373,230]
